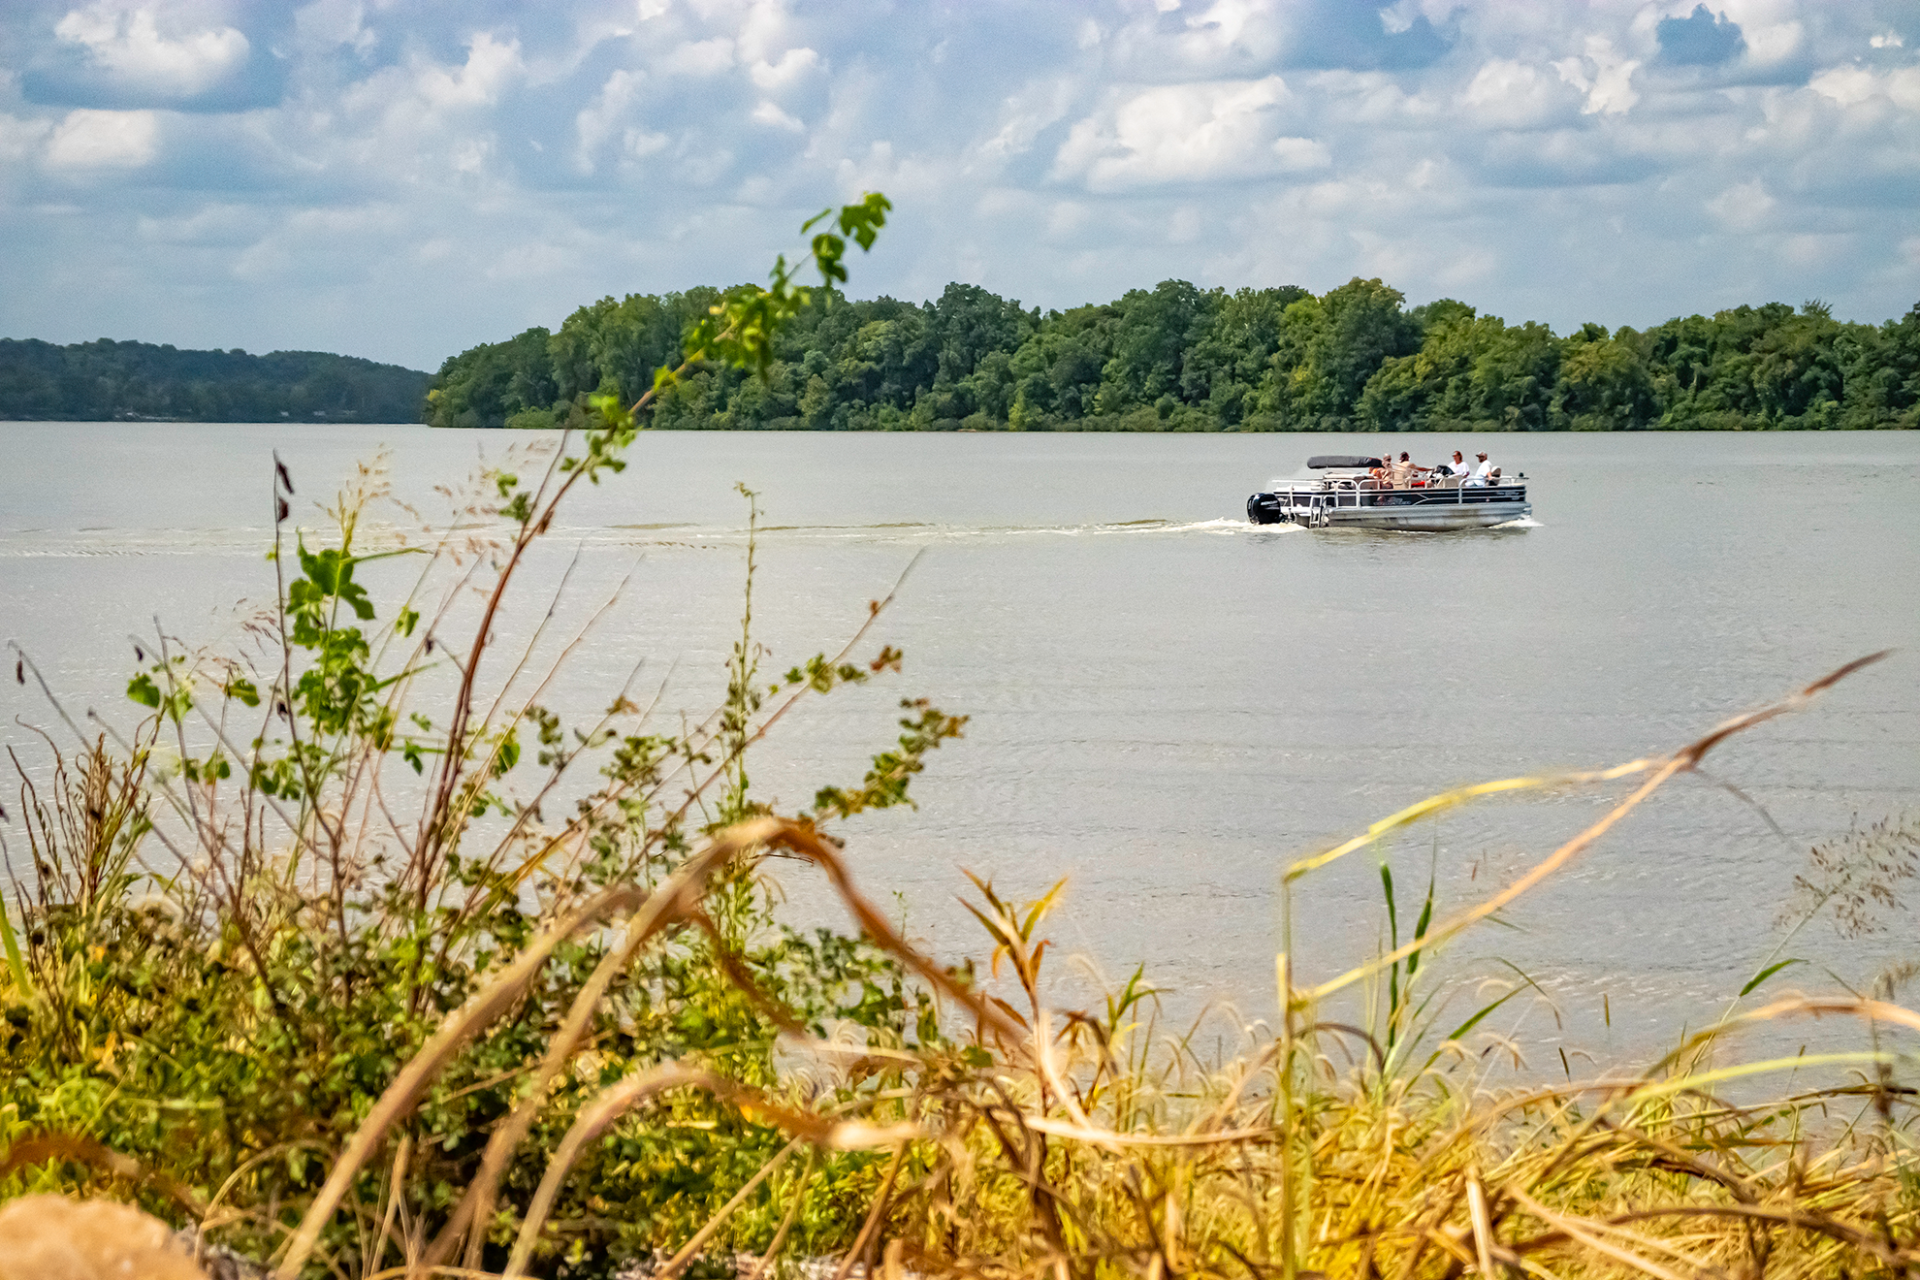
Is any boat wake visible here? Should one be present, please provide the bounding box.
[0,515,1274,559]
[589,516,1264,544]
[1492,516,1543,528]
[1099,517,1249,536]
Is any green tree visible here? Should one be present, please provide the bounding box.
[422,278,1920,434]
[0,339,429,423]
[1841,302,1920,429]
[424,327,556,428]
[1554,323,1657,430]
[1273,278,1420,428]
[1095,279,1222,416]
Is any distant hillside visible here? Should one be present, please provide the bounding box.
[0,338,430,423]
[427,281,1920,432]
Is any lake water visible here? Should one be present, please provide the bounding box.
[3,424,1917,1069]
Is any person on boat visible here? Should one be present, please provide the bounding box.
[1388,452,1422,488]
[1465,451,1494,486]
[1431,450,1467,486]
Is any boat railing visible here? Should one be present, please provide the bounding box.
[1273,476,1526,510]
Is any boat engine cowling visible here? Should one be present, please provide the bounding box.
[1247,492,1289,525]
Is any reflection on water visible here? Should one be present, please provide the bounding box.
[2,423,1917,1070]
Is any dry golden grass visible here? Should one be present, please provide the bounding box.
[228,652,1920,1280]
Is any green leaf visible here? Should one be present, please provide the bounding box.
[1406,867,1436,982]
[836,191,892,249]
[127,672,162,708]
[493,730,520,776]
[340,579,375,621]
[1739,957,1806,998]
[0,901,31,999]
[1425,986,1524,1066]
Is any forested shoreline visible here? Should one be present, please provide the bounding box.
[0,337,430,423]
[9,281,1917,432]
[428,278,1920,432]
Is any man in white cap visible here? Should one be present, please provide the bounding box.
[1465,450,1493,486]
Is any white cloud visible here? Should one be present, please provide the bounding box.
[415,32,522,111]
[1809,65,1875,107]
[1053,77,1328,191]
[1464,60,1572,128]
[975,77,1080,165]
[44,107,159,167]
[573,69,671,172]
[135,203,262,244]
[230,203,408,284]
[1810,64,1920,111]
[487,239,578,280]
[1706,178,1775,230]
[1270,136,1330,168]
[0,113,53,163]
[54,3,249,99]
[1168,0,1286,67]
[1552,37,1639,117]
[667,38,736,77]
[625,129,670,159]
[1046,199,1090,240]
[1741,20,1804,66]
[751,100,804,132]
[575,68,643,171]
[749,46,820,91]
[295,0,378,57]
[1379,2,1419,37]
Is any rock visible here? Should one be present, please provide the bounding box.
[171,1229,268,1280]
[0,1195,208,1280]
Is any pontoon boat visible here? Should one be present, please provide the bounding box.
[1247,455,1530,532]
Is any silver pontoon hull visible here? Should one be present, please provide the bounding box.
[1247,481,1532,531]
[1320,502,1529,532]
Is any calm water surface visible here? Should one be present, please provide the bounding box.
[3,425,1917,1066]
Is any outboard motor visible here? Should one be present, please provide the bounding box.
[1247,492,1289,525]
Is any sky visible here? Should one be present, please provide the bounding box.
[1,0,1916,372]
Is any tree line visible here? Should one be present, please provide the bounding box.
[427,278,1920,432]
[0,338,430,423]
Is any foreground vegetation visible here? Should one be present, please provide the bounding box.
[5,199,1920,1280]
[0,338,429,423]
[428,279,1920,433]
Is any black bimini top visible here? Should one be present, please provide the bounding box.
[1306,455,1385,469]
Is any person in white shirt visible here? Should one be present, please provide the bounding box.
[1466,451,1494,486]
